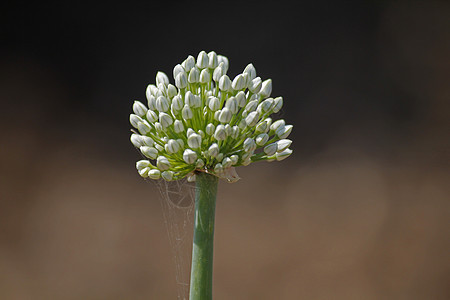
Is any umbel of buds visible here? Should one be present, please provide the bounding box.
[130,50,293,182]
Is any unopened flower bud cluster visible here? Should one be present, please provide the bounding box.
[130,50,293,182]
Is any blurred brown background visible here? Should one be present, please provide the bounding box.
[1,1,449,299]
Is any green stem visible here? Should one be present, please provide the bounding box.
[189,172,219,300]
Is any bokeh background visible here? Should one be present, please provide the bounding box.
[1,1,449,299]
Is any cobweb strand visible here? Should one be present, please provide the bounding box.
[154,178,196,300]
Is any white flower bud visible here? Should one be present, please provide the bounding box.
[182,55,195,71]
[140,146,158,159]
[171,95,183,112]
[258,98,274,114]
[242,73,250,89]
[161,170,174,181]
[187,128,195,137]
[214,124,227,140]
[222,157,233,168]
[167,84,178,99]
[198,130,205,138]
[248,77,262,93]
[270,119,285,132]
[206,123,215,135]
[219,75,231,91]
[156,156,171,171]
[259,79,272,98]
[177,139,184,149]
[187,173,196,182]
[154,143,164,152]
[264,143,277,156]
[175,72,188,89]
[225,97,238,114]
[165,139,180,154]
[146,84,158,98]
[146,94,156,110]
[154,88,163,99]
[208,143,219,157]
[142,136,154,147]
[159,112,173,128]
[185,91,195,107]
[217,55,229,73]
[256,133,269,146]
[193,95,202,108]
[275,124,293,139]
[156,71,169,86]
[243,63,257,81]
[188,67,200,83]
[208,51,218,69]
[231,126,240,139]
[208,96,220,111]
[248,77,262,94]
[255,120,268,133]
[182,105,193,120]
[160,141,176,155]
[157,82,166,95]
[218,107,232,123]
[214,163,223,174]
[168,139,179,151]
[244,100,258,112]
[130,134,144,148]
[264,118,273,129]
[187,133,202,149]
[245,111,260,127]
[130,114,143,128]
[238,118,247,129]
[230,155,239,165]
[232,74,246,91]
[139,167,153,178]
[199,69,210,84]
[214,110,221,121]
[249,93,259,101]
[241,151,252,161]
[235,91,247,107]
[273,96,283,113]
[205,96,211,108]
[146,110,158,123]
[224,124,232,136]
[212,65,224,81]
[138,167,150,177]
[196,158,205,168]
[183,149,197,164]
[173,64,185,78]
[137,121,152,134]
[276,139,292,152]
[196,50,209,69]
[217,153,224,161]
[173,119,184,133]
[243,138,256,152]
[133,101,148,117]
[136,159,150,171]
[148,169,161,180]
[242,157,252,166]
[275,149,292,161]
[156,96,170,112]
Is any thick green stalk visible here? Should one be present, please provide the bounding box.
[189,172,219,300]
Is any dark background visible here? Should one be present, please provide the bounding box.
[1,1,449,299]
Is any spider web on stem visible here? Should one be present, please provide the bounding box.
[154,178,195,300]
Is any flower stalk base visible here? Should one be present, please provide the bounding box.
[189,172,219,300]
